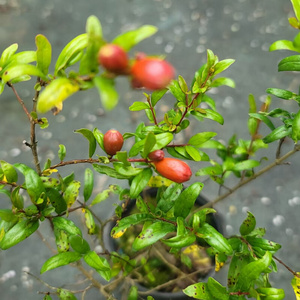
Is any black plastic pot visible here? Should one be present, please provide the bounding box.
[104,188,223,300]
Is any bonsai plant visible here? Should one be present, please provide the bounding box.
[0,0,300,299]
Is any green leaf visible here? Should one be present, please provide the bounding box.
[231,160,260,171]
[130,168,152,199]
[246,236,281,253]
[196,223,232,255]
[256,287,285,300]
[234,252,272,292]
[174,183,204,219]
[58,144,66,161]
[52,217,82,236]
[40,252,81,273]
[74,128,96,158]
[111,213,154,237]
[129,101,150,111]
[83,168,94,202]
[90,188,111,206]
[269,40,299,52]
[0,160,18,183]
[112,25,157,51]
[35,34,52,75]
[132,221,176,251]
[128,286,139,300]
[93,164,132,179]
[213,59,235,76]
[240,211,256,236]
[263,125,292,144]
[64,180,80,207]
[57,289,77,300]
[113,163,143,177]
[168,79,186,103]
[14,164,46,205]
[157,183,183,213]
[55,33,88,75]
[152,132,173,151]
[46,188,67,214]
[2,64,46,83]
[192,109,224,125]
[207,278,229,300]
[185,145,201,161]
[151,88,168,106]
[93,76,118,110]
[2,51,36,68]
[249,113,275,131]
[210,77,235,88]
[0,43,18,67]
[278,55,300,72]
[292,110,300,142]
[162,232,196,248]
[93,128,104,151]
[291,0,300,22]
[143,132,156,158]
[84,208,96,234]
[0,219,39,250]
[266,88,296,100]
[188,132,217,147]
[37,78,79,113]
[79,15,104,74]
[178,75,189,93]
[11,187,24,209]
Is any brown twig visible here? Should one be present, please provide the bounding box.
[273,255,300,278]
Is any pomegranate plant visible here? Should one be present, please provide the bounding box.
[0,1,300,299]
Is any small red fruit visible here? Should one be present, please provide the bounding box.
[131,57,175,90]
[103,129,124,156]
[148,150,165,162]
[98,44,129,73]
[153,158,192,183]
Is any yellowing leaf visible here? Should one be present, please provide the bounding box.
[37,78,79,113]
[148,175,173,187]
[291,273,300,300]
[215,254,225,272]
[42,168,58,176]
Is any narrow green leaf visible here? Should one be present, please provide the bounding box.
[207,277,229,300]
[291,0,300,22]
[57,289,77,300]
[185,146,201,161]
[0,43,18,67]
[240,211,256,236]
[0,220,39,250]
[0,160,18,183]
[83,168,94,202]
[47,188,67,214]
[188,132,217,147]
[269,40,299,52]
[74,128,96,158]
[234,251,272,292]
[213,59,235,76]
[130,168,152,199]
[133,221,175,251]
[2,51,36,68]
[151,88,168,106]
[90,189,111,206]
[256,287,285,300]
[292,110,300,142]
[143,132,156,158]
[35,34,52,75]
[151,132,173,151]
[93,164,132,179]
[129,101,150,111]
[55,33,88,75]
[174,183,204,219]
[111,213,154,237]
[263,125,292,143]
[93,128,104,151]
[84,208,96,234]
[266,88,295,100]
[40,252,81,273]
[178,75,189,93]
[249,113,275,131]
[183,282,218,299]
[192,109,224,125]
[113,163,143,177]
[197,223,232,255]
[94,76,118,110]
[278,55,300,72]
[64,180,80,207]
[58,144,66,161]
[231,160,260,171]
[210,77,235,88]
[112,25,157,51]
[168,79,186,103]
[37,78,79,113]
[2,64,46,83]
[52,217,82,236]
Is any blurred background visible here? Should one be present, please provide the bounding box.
[0,0,299,299]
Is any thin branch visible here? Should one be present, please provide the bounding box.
[273,255,300,278]
[194,144,300,211]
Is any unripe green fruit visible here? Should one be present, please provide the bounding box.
[153,158,192,183]
[148,150,165,162]
[131,57,175,90]
[98,44,129,73]
[103,129,124,156]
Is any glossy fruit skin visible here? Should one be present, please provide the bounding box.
[153,158,192,183]
[98,44,129,73]
[148,150,165,162]
[103,130,124,156]
[131,58,175,90]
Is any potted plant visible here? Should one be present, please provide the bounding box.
[0,1,300,299]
